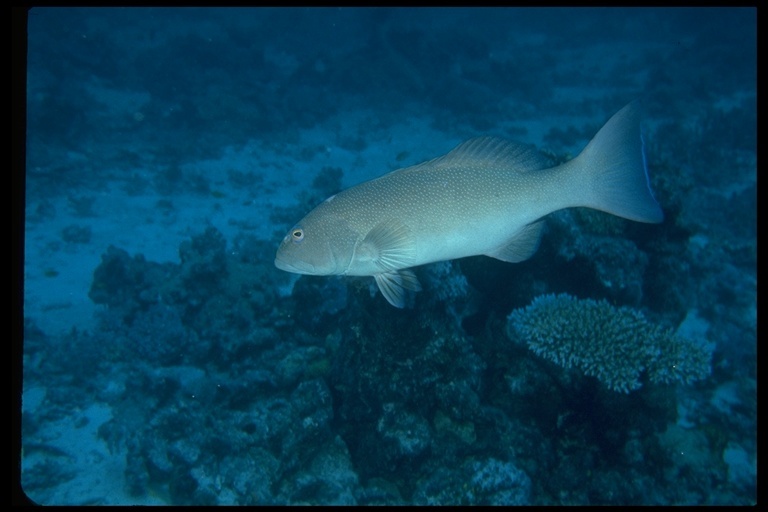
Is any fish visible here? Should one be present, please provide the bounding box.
[275,102,663,307]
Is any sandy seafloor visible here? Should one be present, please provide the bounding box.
[16,7,757,505]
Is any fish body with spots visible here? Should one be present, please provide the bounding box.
[275,103,663,307]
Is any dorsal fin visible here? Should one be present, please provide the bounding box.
[404,136,552,174]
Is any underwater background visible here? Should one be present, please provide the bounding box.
[17,7,756,505]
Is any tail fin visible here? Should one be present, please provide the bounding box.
[574,102,664,223]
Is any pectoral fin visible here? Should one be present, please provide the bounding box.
[359,219,416,271]
[374,270,422,308]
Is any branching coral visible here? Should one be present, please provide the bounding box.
[507,293,712,393]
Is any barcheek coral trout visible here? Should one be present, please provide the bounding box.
[275,103,663,307]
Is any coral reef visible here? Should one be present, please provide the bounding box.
[24,221,754,505]
[507,293,713,393]
[20,8,755,506]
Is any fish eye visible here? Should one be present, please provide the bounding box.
[291,228,304,242]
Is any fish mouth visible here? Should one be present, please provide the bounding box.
[274,256,317,274]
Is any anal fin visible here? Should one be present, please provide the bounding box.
[485,220,545,263]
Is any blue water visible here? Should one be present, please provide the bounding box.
[19,7,756,505]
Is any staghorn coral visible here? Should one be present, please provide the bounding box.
[507,293,712,393]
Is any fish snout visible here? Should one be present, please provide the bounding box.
[274,255,316,275]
